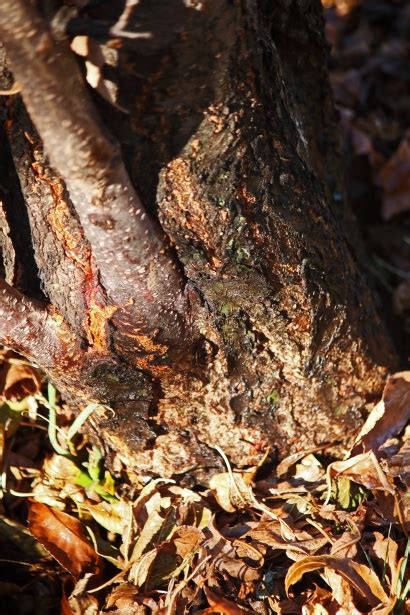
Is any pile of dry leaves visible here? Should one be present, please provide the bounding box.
[0,353,410,614]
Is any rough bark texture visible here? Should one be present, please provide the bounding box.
[0,0,397,481]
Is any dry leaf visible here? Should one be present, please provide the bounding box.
[246,522,328,557]
[203,587,251,614]
[352,372,410,456]
[369,532,399,590]
[84,501,126,534]
[285,556,389,607]
[0,353,41,401]
[379,133,410,220]
[326,452,394,496]
[172,526,203,558]
[28,501,100,577]
[209,472,254,512]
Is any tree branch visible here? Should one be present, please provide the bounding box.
[0,277,68,369]
[0,0,195,352]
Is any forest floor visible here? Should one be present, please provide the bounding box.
[0,1,410,613]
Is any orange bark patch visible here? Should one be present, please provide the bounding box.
[86,303,118,352]
[162,158,226,270]
[31,160,92,275]
[120,330,170,376]
[237,186,256,207]
[206,103,226,134]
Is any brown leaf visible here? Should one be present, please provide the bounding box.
[389,438,410,489]
[285,556,389,607]
[28,501,100,577]
[352,372,410,456]
[379,133,410,220]
[209,472,254,513]
[203,587,251,614]
[370,532,399,589]
[326,452,394,495]
[106,583,147,614]
[246,521,328,556]
[172,526,203,558]
[203,519,261,582]
[0,356,41,400]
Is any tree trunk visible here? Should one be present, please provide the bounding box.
[0,0,397,480]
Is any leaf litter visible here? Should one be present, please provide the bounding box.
[0,339,409,613]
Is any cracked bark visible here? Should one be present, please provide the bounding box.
[0,0,398,480]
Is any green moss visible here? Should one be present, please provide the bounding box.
[266,389,280,404]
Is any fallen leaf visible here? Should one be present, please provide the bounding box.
[203,586,251,614]
[0,353,41,401]
[352,372,410,456]
[28,501,100,577]
[84,500,126,534]
[370,532,399,589]
[326,452,394,497]
[379,133,410,219]
[172,525,203,558]
[210,472,253,512]
[285,556,389,607]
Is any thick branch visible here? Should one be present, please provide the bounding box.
[0,0,194,351]
[0,277,67,369]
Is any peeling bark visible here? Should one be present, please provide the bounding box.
[0,0,398,481]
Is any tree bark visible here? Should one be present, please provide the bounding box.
[0,0,397,480]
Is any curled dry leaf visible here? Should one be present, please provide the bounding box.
[28,501,100,577]
[326,452,394,497]
[378,132,410,220]
[203,519,262,581]
[285,556,389,608]
[245,521,328,558]
[209,472,254,513]
[352,372,410,456]
[0,353,41,401]
[61,591,99,615]
[203,586,252,614]
[389,438,410,489]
